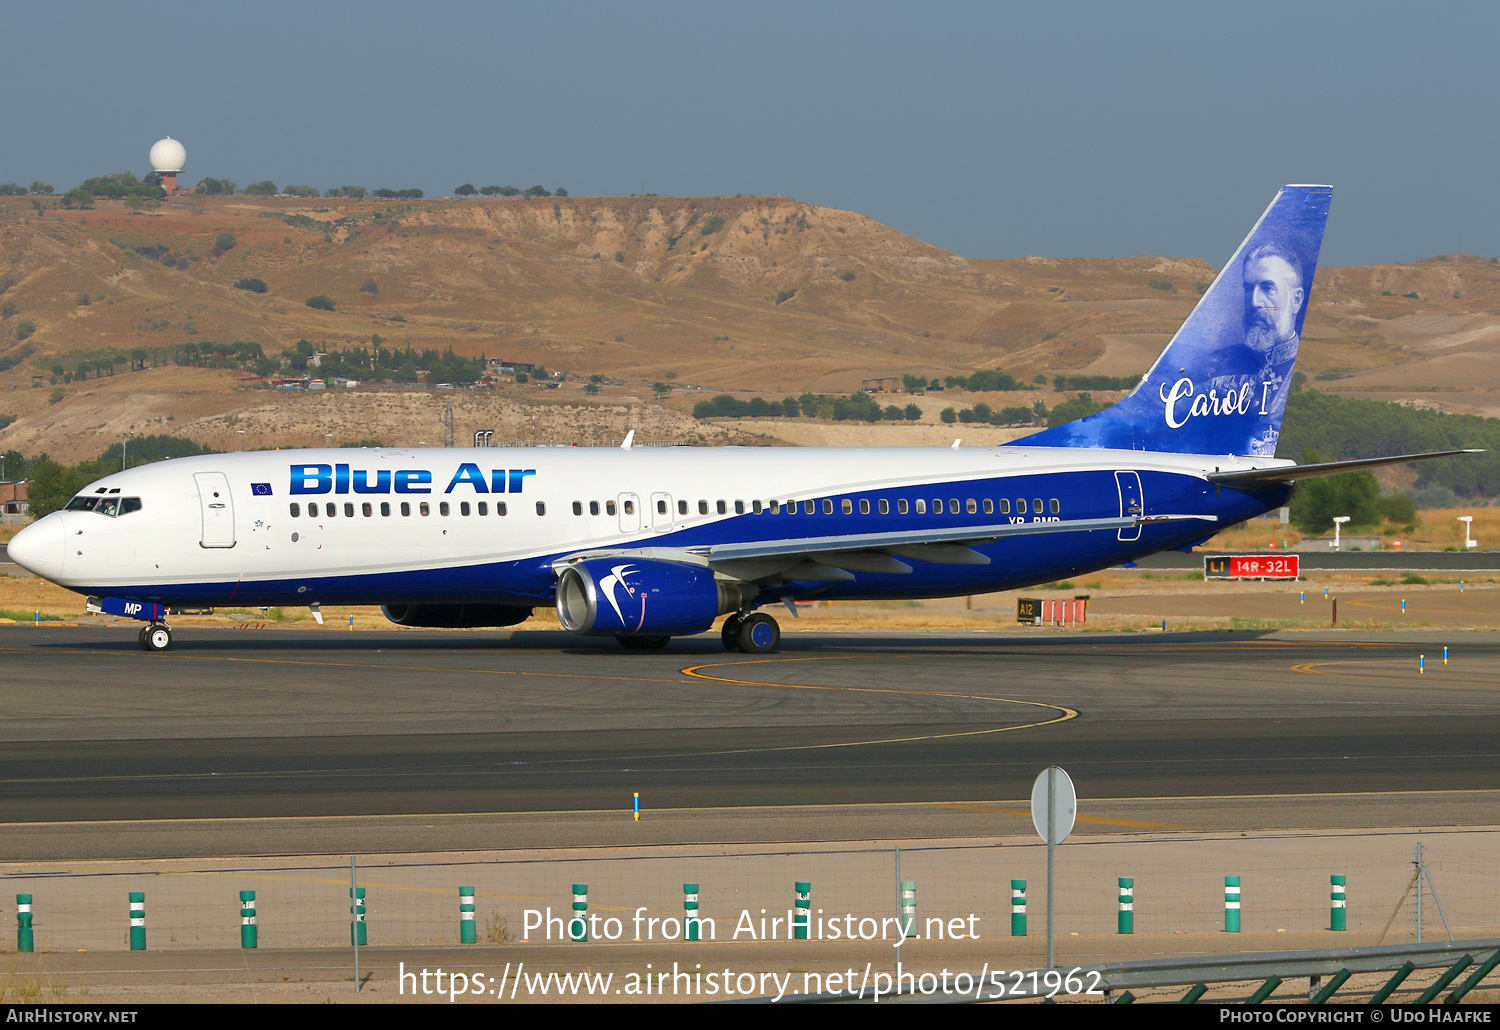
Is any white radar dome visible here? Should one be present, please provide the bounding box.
[149,137,187,174]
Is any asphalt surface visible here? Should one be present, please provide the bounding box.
[2,625,1498,833]
[1137,549,1500,570]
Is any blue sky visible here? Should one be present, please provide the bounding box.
[8,1,1495,267]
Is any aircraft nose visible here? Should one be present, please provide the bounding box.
[7,513,66,580]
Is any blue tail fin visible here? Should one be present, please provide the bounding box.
[1015,185,1332,456]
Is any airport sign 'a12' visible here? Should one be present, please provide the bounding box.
[1204,555,1300,580]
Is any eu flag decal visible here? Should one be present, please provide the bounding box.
[251,483,273,496]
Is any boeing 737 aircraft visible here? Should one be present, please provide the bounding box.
[6,185,1479,652]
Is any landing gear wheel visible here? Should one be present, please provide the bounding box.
[142,623,172,652]
[618,635,671,650]
[736,613,780,654]
[137,625,151,650]
[721,613,747,652]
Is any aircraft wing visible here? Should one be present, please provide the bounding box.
[1207,449,1483,486]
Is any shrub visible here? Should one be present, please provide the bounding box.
[1147,279,1176,292]
[48,387,64,405]
[359,280,379,294]
[244,181,278,197]
[14,319,35,341]
[1404,291,1420,299]
[234,278,268,293]
[775,290,797,305]
[699,214,725,236]
[212,232,237,257]
[305,295,336,311]
[839,271,856,281]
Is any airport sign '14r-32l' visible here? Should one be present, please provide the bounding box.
[1204,555,1300,580]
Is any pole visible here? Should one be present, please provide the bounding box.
[351,856,360,991]
[240,890,257,948]
[129,891,145,950]
[1046,767,1056,969]
[1011,879,1027,936]
[1415,843,1423,944]
[1330,876,1346,932]
[1225,876,1241,932]
[1118,877,1134,934]
[16,894,32,952]
[459,886,476,944]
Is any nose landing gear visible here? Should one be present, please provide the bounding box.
[721,611,780,654]
[138,622,172,652]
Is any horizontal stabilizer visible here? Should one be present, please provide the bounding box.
[1208,449,1484,486]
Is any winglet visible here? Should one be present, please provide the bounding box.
[952,439,961,449]
[621,430,635,450]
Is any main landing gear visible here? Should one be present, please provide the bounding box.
[721,611,780,654]
[138,622,172,652]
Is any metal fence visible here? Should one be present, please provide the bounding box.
[3,830,1497,956]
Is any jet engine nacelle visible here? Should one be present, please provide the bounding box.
[556,558,748,637]
[381,603,534,628]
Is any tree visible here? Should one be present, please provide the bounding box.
[583,383,600,395]
[553,187,569,197]
[454,184,477,196]
[940,407,957,424]
[30,182,53,195]
[0,184,25,196]
[479,186,502,196]
[14,320,35,341]
[244,181,278,197]
[525,185,552,198]
[498,186,521,197]
[372,188,397,199]
[1,302,18,319]
[59,188,94,210]
[195,177,238,196]
[212,232,237,257]
[25,458,86,516]
[342,185,367,200]
[305,295,336,311]
[283,185,319,198]
[904,403,922,421]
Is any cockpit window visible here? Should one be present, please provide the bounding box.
[64,495,142,516]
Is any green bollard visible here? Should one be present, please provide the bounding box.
[570,884,588,942]
[129,891,146,950]
[460,886,476,944]
[684,884,700,942]
[16,894,33,953]
[899,880,916,939]
[1011,879,1027,936]
[1225,876,1241,933]
[240,890,257,949]
[1330,875,1346,932]
[349,886,366,946]
[794,882,811,939]
[1118,877,1134,934]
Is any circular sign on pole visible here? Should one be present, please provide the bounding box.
[1031,766,1077,845]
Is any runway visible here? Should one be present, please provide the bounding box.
[2,625,1499,838]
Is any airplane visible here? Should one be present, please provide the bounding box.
[6,185,1480,653]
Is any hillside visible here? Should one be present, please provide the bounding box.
[4,192,1500,461]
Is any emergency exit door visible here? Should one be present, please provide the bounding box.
[1115,471,1143,542]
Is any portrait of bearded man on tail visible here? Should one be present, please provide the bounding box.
[1212,240,1306,455]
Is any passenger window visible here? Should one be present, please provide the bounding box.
[572,501,583,516]
[966,499,977,514]
[769,500,779,514]
[497,502,508,516]
[983,499,993,515]
[607,500,617,515]
[624,500,634,515]
[898,499,909,515]
[1000,499,1011,514]
[327,503,336,517]
[735,501,745,514]
[678,499,688,515]
[381,502,391,516]
[1050,499,1060,514]
[932,498,942,513]
[879,499,889,514]
[717,500,727,514]
[420,502,430,516]
[439,502,450,516]
[752,500,763,514]
[363,502,373,517]
[1017,499,1027,514]
[822,499,833,514]
[657,499,667,514]
[915,499,926,514]
[460,502,470,516]
[859,499,870,515]
[805,500,815,514]
[343,502,354,517]
[950,499,960,514]
[1033,498,1043,513]
[699,500,709,515]
[290,503,301,518]
[842,499,853,514]
[477,502,487,516]
[401,502,411,516]
[536,502,546,516]
[590,501,600,515]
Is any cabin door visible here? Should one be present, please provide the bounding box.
[194,472,237,548]
[1115,471,1143,542]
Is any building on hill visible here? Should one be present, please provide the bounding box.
[0,480,28,516]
